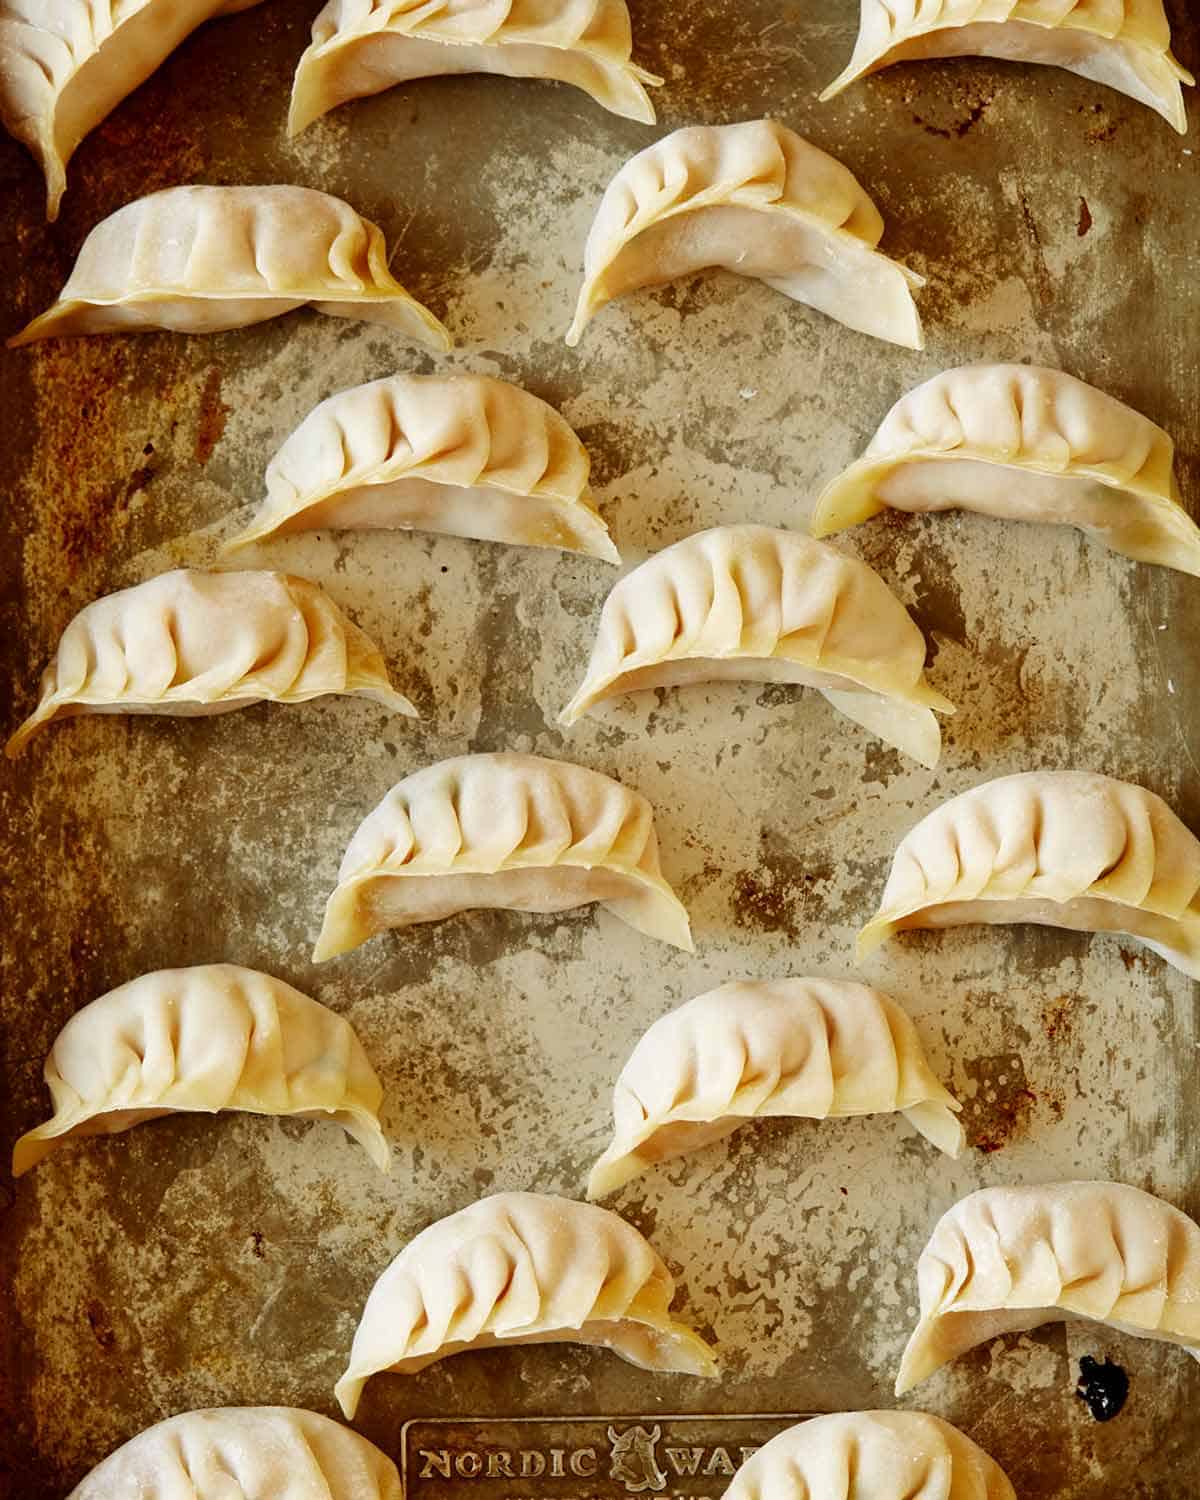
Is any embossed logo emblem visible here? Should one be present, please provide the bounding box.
[607,1424,667,1493]
[403,1414,807,1500]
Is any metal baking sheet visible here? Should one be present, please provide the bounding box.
[2,2,1198,1495]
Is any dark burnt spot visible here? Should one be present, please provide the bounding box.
[1118,946,1153,974]
[1041,994,1076,1043]
[1082,102,1120,144]
[912,94,992,140]
[755,684,798,712]
[732,837,833,940]
[732,868,800,938]
[907,560,968,651]
[1077,1355,1130,1422]
[123,464,155,499]
[248,1231,266,1261]
[1128,193,1158,231]
[963,1052,1037,1154]
[194,367,229,465]
[654,274,721,325]
[859,740,905,787]
[399,663,436,721]
[621,1199,657,1243]
[68,927,101,971]
[973,1094,1037,1153]
[413,583,435,640]
[1077,198,1093,238]
[573,417,656,491]
[681,856,725,903]
[84,1300,116,1353]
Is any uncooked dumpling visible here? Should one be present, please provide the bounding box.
[811,364,1200,576]
[13,965,390,1174]
[821,1,1193,134]
[229,372,618,560]
[6,568,416,757]
[858,770,1200,979]
[561,525,954,769]
[0,0,266,221]
[290,0,661,135]
[567,119,924,349]
[896,1181,1200,1394]
[723,1411,1015,1500]
[335,1191,717,1418]
[7,184,450,346]
[314,752,692,958]
[67,1406,403,1499]
[588,978,963,1198]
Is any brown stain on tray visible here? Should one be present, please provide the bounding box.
[84,1299,117,1354]
[1041,994,1077,1045]
[963,1052,1038,1154]
[194,367,230,465]
[731,840,833,941]
[963,1051,1067,1154]
[912,92,993,141]
[16,340,193,590]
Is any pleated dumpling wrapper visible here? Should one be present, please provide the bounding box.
[858,770,1200,980]
[721,1411,1015,1500]
[896,1181,1200,1395]
[335,1191,717,1418]
[6,568,416,757]
[289,0,662,136]
[12,965,390,1176]
[66,1406,402,1500]
[0,0,267,221]
[229,372,619,561]
[811,364,1200,576]
[561,525,954,770]
[588,978,963,1198]
[821,1,1193,134]
[7,184,450,347]
[314,752,692,959]
[567,119,924,350]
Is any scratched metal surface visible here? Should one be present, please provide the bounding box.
[1,2,1198,1495]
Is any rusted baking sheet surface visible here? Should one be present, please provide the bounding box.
[1,2,1198,1496]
